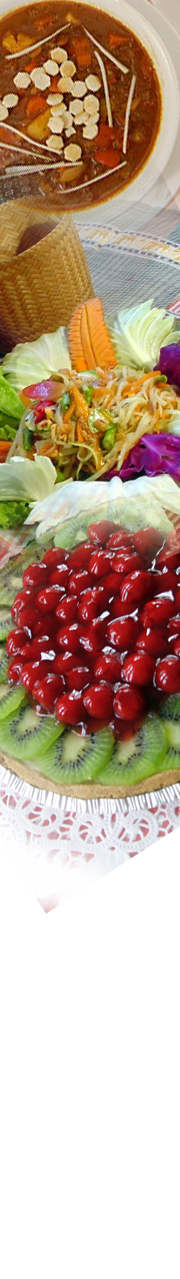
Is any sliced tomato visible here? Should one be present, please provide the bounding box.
[22,379,62,402]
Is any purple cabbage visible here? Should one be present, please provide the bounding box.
[103,433,180,482]
[155,342,180,388]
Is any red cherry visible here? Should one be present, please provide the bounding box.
[67,542,94,569]
[20,638,56,661]
[133,527,165,560]
[106,530,133,550]
[6,626,30,656]
[113,685,146,721]
[154,655,180,693]
[48,564,69,588]
[11,588,36,619]
[157,547,180,570]
[83,682,113,719]
[67,665,90,691]
[167,614,180,635]
[140,595,175,628]
[56,623,81,652]
[42,547,68,568]
[69,569,90,595]
[23,562,48,588]
[17,606,39,634]
[110,597,135,619]
[8,657,23,683]
[21,658,52,691]
[33,613,57,638]
[37,585,65,612]
[107,616,140,651]
[152,568,176,595]
[33,674,64,711]
[113,551,142,574]
[121,651,155,686]
[56,691,84,725]
[55,595,78,624]
[172,638,180,658]
[102,571,121,598]
[88,549,113,578]
[79,621,108,656]
[136,628,167,658]
[77,585,107,623]
[88,520,117,545]
[120,569,154,607]
[53,651,76,675]
[93,651,122,682]
[174,586,180,610]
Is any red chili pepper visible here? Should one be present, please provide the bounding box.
[33,401,54,424]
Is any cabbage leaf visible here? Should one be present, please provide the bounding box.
[109,300,180,371]
[0,455,56,501]
[2,325,71,393]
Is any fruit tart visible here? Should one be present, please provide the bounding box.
[1,518,180,796]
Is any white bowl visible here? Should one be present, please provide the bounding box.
[0,0,179,217]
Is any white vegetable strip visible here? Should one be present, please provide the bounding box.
[0,119,51,155]
[5,160,82,175]
[5,24,70,60]
[4,160,127,183]
[84,28,128,74]
[0,140,41,157]
[122,73,136,154]
[94,51,112,128]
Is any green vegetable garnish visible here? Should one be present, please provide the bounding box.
[55,469,64,483]
[0,500,30,528]
[82,385,93,406]
[102,426,116,450]
[24,426,34,450]
[0,423,17,441]
[60,391,70,413]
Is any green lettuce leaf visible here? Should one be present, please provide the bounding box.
[2,325,71,393]
[0,420,17,441]
[0,500,30,528]
[0,371,22,419]
[109,300,180,371]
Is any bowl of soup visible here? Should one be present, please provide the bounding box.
[0,0,179,217]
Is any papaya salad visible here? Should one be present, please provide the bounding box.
[1,294,180,524]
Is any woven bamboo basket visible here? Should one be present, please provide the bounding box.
[0,199,93,351]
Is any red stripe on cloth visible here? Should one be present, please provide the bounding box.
[130,854,138,915]
[167,298,180,315]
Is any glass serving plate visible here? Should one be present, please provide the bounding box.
[0,225,180,900]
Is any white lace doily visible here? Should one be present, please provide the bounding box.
[1,767,180,911]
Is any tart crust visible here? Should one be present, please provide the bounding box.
[0,747,179,798]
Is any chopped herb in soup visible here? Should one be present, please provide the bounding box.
[0,2,162,209]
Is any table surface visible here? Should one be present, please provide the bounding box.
[1,2,180,920]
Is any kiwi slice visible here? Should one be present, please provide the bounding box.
[157,694,180,771]
[0,646,9,685]
[0,682,26,721]
[0,574,23,607]
[0,701,63,761]
[0,609,13,641]
[158,694,180,733]
[98,715,168,786]
[38,726,114,785]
